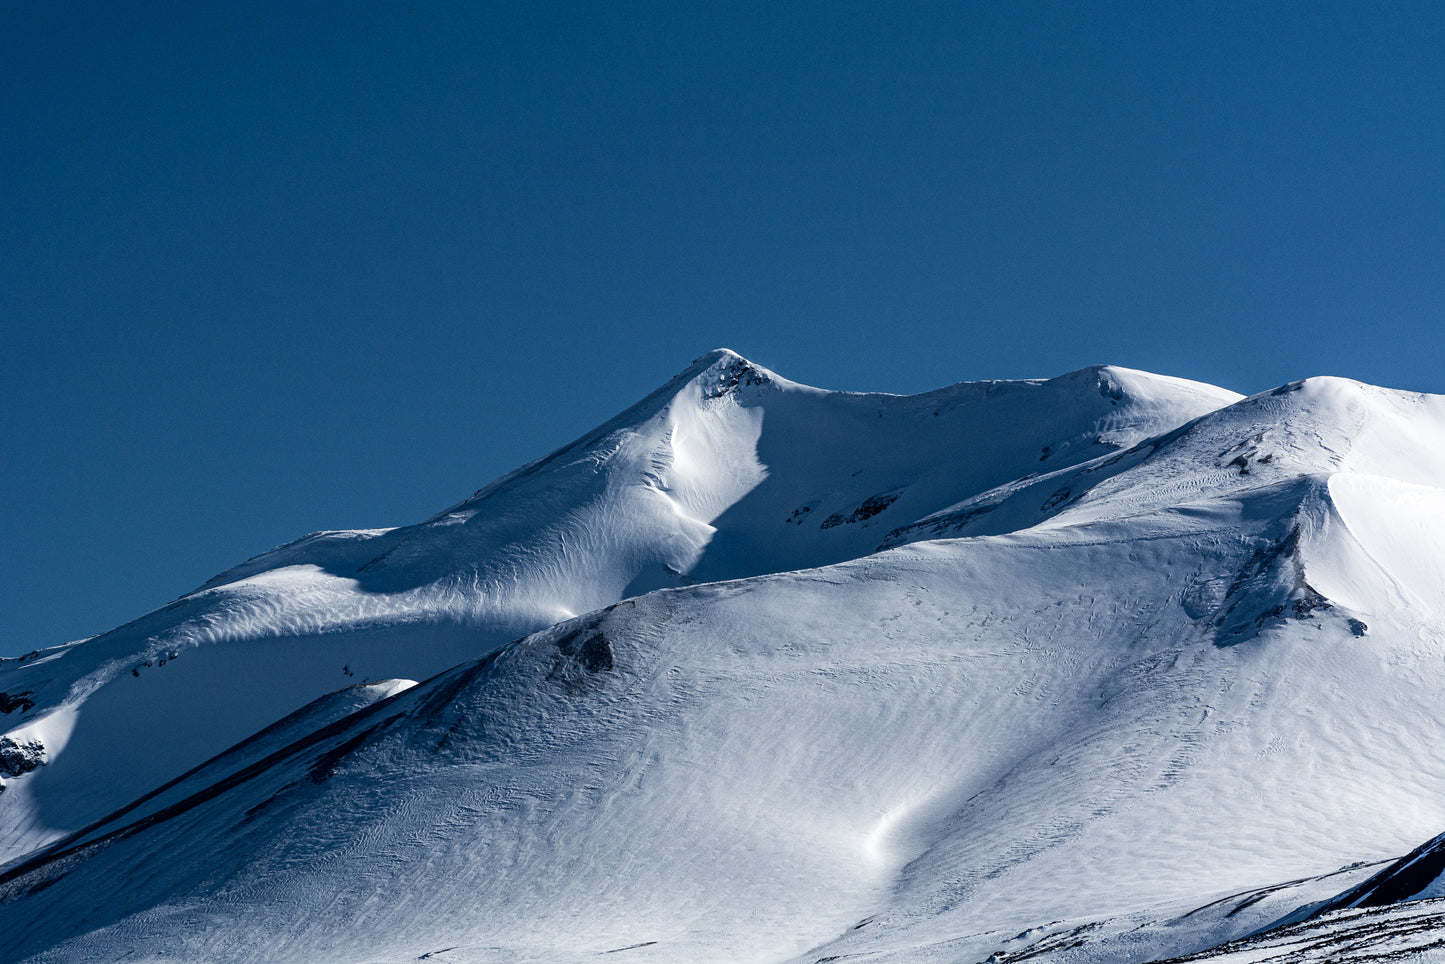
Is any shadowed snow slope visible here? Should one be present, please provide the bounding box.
[3,356,1445,964]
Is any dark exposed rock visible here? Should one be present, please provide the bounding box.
[1041,487,1073,512]
[554,625,614,674]
[541,618,622,698]
[0,737,46,778]
[820,493,899,530]
[852,494,897,521]
[1291,585,1332,619]
[0,691,36,714]
[703,357,771,399]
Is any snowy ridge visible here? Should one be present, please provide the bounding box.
[2,353,1444,963]
[0,351,1233,862]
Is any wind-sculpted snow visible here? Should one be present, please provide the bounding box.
[2,354,1444,963]
[881,376,1445,550]
[0,351,1235,862]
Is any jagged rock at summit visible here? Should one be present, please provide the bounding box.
[2,351,1444,964]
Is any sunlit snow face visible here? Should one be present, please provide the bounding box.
[863,802,915,865]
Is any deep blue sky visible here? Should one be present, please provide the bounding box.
[4,2,1443,652]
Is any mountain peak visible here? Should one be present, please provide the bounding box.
[688,349,776,399]
[4,356,1445,963]
[673,348,780,396]
[1046,363,1243,408]
[692,347,748,367]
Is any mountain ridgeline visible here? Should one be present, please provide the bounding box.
[3,351,1445,963]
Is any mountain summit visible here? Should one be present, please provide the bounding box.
[3,355,1443,963]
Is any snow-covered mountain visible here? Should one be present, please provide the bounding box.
[2,351,1444,963]
[0,351,1234,863]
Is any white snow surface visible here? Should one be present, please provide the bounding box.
[3,352,1445,963]
[0,351,1235,862]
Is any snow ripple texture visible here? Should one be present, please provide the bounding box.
[2,351,1444,964]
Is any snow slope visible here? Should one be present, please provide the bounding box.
[0,351,1235,863]
[1158,898,1445,963]
[3,355,1444,963]
[1166,826,1445,963]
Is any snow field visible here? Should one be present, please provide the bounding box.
[3,353,1444,963]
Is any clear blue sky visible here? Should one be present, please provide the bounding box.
[4,2,1443,652]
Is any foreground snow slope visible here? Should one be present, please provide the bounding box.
[0,351,1235,862]
[2,363,1445,963]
